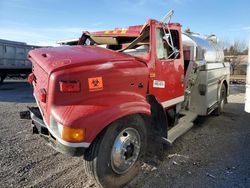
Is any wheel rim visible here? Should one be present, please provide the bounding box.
[220,86,226,110]
[111,127,141,174]
[220,98,225,110]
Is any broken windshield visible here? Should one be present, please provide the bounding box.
[80,27,150,57]
[120,27,150,56]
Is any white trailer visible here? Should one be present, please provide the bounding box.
[245,37,250,113]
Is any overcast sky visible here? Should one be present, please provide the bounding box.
[0,0,249,46]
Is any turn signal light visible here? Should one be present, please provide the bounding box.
[28,73,34,84]
[62,126,85,142]
[59,81,81,92]
[39,88,47,103]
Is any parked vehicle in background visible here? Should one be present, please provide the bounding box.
[21,11,230,188]
[0,39,40,84]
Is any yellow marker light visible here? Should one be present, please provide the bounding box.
[121,28,127,34]
[62,126,85,142]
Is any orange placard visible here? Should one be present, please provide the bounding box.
[88,77,103,91]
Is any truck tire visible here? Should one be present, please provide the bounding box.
[214,84,227,115]
[84,115,147,188]
[0,75,6,84]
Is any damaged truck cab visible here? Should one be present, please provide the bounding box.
[25,18,229,188]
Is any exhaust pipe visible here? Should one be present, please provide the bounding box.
[245,36,250,113]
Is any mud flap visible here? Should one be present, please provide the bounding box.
[20,110,31,120]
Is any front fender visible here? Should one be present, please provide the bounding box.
[51,92,151,144]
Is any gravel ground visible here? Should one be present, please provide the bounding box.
[0,80,250,188]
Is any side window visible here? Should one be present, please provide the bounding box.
[84,38,91,45]
[196,46,205,60]
[156,29,167,59]
[169,30,180,59]
[156,28,180,60]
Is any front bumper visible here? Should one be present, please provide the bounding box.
[21,107,86,156]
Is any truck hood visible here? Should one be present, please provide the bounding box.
[28,45,140,74]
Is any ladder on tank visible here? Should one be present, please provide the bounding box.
[158,10,201,146]
[162,62,200,145]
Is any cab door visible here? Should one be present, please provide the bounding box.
[149,26,184,108]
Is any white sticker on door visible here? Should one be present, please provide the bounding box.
[153,80,165,88]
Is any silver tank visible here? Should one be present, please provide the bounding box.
[182,33,224,65]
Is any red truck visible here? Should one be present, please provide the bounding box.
[23,13,230,188]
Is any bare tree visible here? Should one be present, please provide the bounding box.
[222,39,247,75]
[218,37,231,50]
[231,39,247,74]
[242,48,248,55]
[232,39,247,54]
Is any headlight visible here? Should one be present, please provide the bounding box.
[50,115,85,143]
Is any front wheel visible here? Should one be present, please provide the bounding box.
[84,115,147,188]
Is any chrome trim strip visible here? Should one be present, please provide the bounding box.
[161,96,185,108]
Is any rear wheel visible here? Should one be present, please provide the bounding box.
[214,84,227,115]
[84,115,147,188]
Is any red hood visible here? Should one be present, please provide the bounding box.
[28,45,137,74]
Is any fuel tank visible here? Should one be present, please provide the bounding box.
[182,33,224,65]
